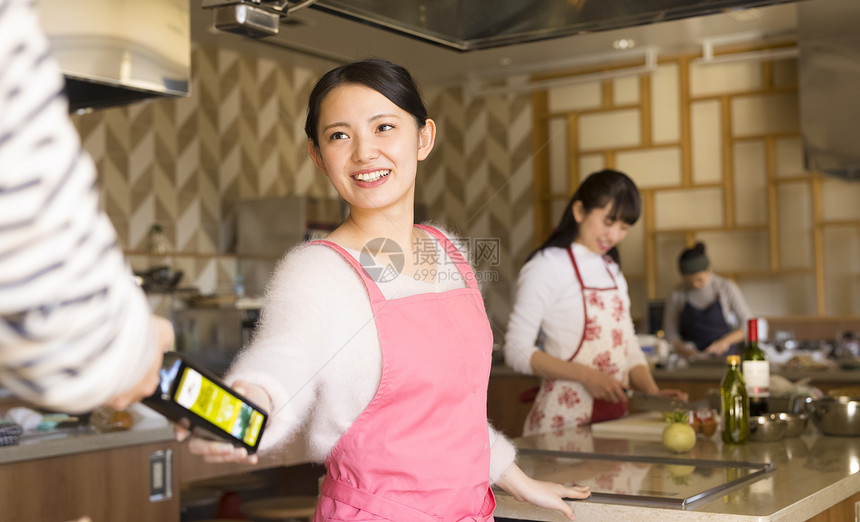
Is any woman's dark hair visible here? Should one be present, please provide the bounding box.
[527,169,641,265]
[304,58,428,149]
[678,242,710,275]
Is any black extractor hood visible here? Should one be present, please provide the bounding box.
[37,0,191,112]
[798,0,860,181]
[310,0,799,51]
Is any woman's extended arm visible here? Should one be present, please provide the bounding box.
[495,462,591,521]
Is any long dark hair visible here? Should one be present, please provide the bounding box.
[527,169,641,265]
[304,58,428,149]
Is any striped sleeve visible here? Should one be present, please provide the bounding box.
[0,0,157,413]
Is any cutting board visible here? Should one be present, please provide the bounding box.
[590,411,666,440]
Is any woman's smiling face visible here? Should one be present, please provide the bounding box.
[573,201,631,255]
[308,83,435,214]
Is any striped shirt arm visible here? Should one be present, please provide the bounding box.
[0,0,156,412]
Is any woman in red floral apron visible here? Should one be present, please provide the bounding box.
[504,170,686,435]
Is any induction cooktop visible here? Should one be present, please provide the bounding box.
[513,448,775,509]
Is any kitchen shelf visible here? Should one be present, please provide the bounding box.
[531,42,857,317]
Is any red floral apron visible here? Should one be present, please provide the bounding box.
[523,246,633,435]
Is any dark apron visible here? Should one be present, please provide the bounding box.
[679,293,731,352]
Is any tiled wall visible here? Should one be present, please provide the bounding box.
[72,44,534,341]
[75,39,859,342]
[73,45,343,309]
[422,86,535,341]
[536,56,860,319]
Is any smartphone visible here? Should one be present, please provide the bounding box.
[143,352,267,453]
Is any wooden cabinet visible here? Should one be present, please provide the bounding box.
[0,440,179,522]
[487,371,540,439]
[809,490,860,522]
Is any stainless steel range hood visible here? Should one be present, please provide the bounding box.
[798,0,860,181]
[310,0,798,51]
[37,0,190,112]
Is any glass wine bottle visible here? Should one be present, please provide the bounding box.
[741,318,769,416]
[721,355,749,444]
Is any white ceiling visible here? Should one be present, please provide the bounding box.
[190,2,799,87]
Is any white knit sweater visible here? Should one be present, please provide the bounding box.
[228,232,517,482]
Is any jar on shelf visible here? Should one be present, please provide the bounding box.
[148,224,171,268]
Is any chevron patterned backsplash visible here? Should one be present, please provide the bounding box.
[71,44,533,342]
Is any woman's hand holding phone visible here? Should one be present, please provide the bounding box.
[174,380,272,465]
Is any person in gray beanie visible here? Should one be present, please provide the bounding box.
[662,242,752,359]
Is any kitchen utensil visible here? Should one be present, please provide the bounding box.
[768,393,813,415]
[827,387,860,399]
[135,266,184,293]
[775,412,808,437]
[749,413,787,442]
[626,389,689,412]
[590,411,667,439]
[0,421,23,446]
[809,396,860,436]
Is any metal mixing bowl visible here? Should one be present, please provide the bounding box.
[749,413,788,442]
[809,397,860,436]
[775,412,809,438]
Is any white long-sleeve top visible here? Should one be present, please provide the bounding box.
[227,231,517,483]
[504,243,647,375]
[0,0,156,412]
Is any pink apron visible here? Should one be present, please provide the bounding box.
[311,225,496,522]
[523,245,633,435]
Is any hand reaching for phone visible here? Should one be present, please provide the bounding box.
[108,315,173,410]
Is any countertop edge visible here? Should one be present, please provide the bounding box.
[0,405,176,464]
[496,474,860,522]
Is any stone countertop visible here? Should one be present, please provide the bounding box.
[0,404,175,465]
[495,416,860,521]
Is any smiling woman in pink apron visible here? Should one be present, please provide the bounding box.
[179,59,590,521]
[504,170,686,435]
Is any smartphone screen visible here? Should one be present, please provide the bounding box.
[173,366,265,448]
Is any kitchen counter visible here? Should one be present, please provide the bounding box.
[492,359,860,383]
[0,403,175,465]
[0,400,312,521]
[494,415,860,521]
[0,401,310,481]
[653,363,860,383]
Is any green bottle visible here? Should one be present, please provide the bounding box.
[721,355,749,444]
